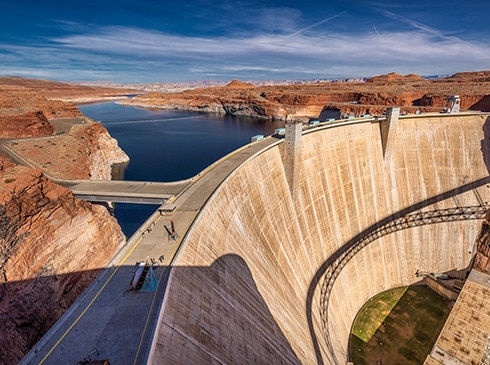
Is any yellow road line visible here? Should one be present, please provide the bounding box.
[132,216,185,364]
[39,233,145,364]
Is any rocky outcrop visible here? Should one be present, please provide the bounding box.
[122,72,490,121]
[5,121,129,180]
[0,110,55,138]
[0,77,130,363]
[0,156,125,364]
[365,72,427,83]
[224,79,257,89]
[82,122,130,180]
[445,70,490,82]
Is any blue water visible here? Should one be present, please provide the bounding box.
[78,101,284,236]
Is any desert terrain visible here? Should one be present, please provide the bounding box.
[1,71,490,363]
[122,71,490,121]
[0,77,132,363]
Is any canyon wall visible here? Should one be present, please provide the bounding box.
[0,157,125,363]
[150,112,490,364]
[472,212,490,274]
[123,71,490,121]
[0,80,131,363]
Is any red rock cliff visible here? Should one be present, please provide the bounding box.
[0,156,125,363]
[0,110,55,138]
[122,71,490,121]
[0,78,130,364]
[472,211,490,274]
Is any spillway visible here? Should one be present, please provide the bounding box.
[148,112,490,364]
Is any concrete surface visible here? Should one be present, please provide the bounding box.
[21,135,281,365]
[58,179,190,204]
[148,112,490,364]
[425,269,490,364]
[22,112,490,365]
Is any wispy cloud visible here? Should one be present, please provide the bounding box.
[1,17,490,82]
[378,9,459,41]
[287,11,347,37]
[50,24,489,58]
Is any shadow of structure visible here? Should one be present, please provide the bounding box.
[481,116,490,175]
[5,255,299,365]
[9,114,490,365]
[307,176,490,365]
[150,253,301,365]
[0,268,103,364]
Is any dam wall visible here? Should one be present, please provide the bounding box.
[149,113,490,364]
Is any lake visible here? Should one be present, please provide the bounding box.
[78,101,284,235]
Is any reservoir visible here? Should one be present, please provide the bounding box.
[78,101,284,235]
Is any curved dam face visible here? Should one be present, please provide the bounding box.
[150,113,490,364]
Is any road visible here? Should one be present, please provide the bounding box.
[21,135,281,365]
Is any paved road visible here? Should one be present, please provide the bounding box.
[21,135,281,365]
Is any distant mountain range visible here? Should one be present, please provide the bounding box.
[71,75,450,93]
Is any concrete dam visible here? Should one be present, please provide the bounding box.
[148,112,490,364]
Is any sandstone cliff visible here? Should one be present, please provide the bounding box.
[0,156,125,363]
[0,78,130,363]
[6,121,129,180]
[122,71,490,121]
[0,110,55,138]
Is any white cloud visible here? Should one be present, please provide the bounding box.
[2,21,490,82]
[287,11,347,37]
[51,25,490,59]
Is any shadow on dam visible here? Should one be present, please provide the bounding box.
[11,113,490,365]
[306,175,490,365]
[304,114,490,364]
[6,255,300,364]
[14,180,490,365]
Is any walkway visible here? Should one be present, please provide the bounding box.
[21,135,281,365]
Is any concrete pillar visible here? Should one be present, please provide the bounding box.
[381,107,400,160]
[284,120,303,201]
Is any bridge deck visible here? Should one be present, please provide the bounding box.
[59,179,191,204]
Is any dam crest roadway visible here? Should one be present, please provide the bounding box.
[21,110,490,365]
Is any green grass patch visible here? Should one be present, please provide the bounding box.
[351,286,408,343]
[350,285,452,365]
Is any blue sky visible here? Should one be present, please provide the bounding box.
[1,0,489,83]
